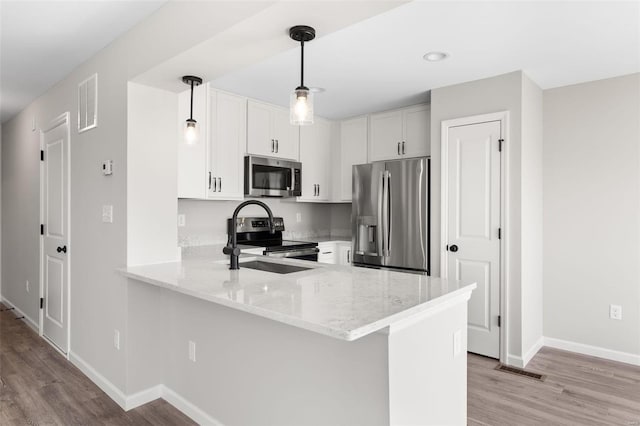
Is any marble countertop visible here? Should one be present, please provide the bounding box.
[121,245,475,341]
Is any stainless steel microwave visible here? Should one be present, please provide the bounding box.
[244,155,302,197]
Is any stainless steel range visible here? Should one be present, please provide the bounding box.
[228,217,319,261]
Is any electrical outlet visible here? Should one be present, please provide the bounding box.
[25,280,30,293]
[177,214,186,227]
[188,341,196,362]
[114,329,120,350]
[102,205,113,223]
[453,329,462,357]
[296,212,302,223]
[609,304,622,320]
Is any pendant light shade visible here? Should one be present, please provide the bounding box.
[289,25,315,126]
[182,75,203,145]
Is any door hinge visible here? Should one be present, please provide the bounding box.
[498,315,501,327]
[498,138,504,152]
[40,150,44,161]
[40,298,44,309]
[40,224,44,235]
[498,228,502,240]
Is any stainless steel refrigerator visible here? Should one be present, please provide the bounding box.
[352,157,430,273]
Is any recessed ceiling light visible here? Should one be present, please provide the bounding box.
[309,87,325,93]
[423,51,449,62]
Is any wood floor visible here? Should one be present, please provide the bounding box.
[0,303,195,425]
[468,349,640,425]
[1,302,639,425]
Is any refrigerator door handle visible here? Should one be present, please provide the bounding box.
[384,171,391,257]
[377,171,385,257]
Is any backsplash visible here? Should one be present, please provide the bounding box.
[178,199,351,247]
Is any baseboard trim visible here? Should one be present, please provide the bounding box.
[125,385,163,411]
[523,336,545,367]
[162,385,224,426]
[505,353,524,368]
[544,337,640,366]
[69,351,128,409]
[0,295,39,333]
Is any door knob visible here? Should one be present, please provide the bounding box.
[449,244,458,253]
[57,246,67,254]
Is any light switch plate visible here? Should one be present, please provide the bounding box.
[102,205,113,223]
[177,214,186,227]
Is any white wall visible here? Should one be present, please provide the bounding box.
[543,73,640,358]
[127,83,178,265]
[520,74,544,358]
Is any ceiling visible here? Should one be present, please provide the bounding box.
[210,1,640,120]
[0,0,167,123]
[1,1,638,124]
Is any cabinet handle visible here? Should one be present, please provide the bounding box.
[208,172,212,190]
[317,184,320,197]
[218,177,222,192]
[275,139,279,153]
[213,176,217,192]
[402,141,405,155]
[347,249,350,263]
[397,142,401,155]
[271,139,275,152]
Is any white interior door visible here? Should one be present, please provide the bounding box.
[445,120,501,358]
[41,113,70,354]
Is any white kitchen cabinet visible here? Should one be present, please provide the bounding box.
[317,242,338,264]
[178,83,209,199]
[298,117,331,202]
[247,100,299,160]
[339,116,368,201]
[368,104,430,161]
[177,85,246,200]
[207,90,246,200]
[338,242,352,266]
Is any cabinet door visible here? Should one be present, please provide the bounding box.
[272,107,299,160]
[402,104,430,158]
[247,100,274,157]
[178,83,208,199]
[369,110,403,162]
[338,243,352,265]
[340,116,368,201]
[209,91,246,200]
[299,118,331,201]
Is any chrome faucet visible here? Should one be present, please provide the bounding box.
[223,200,275,270]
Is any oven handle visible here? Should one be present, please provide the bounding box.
[264,247,319,258]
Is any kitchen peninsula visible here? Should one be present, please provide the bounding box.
[122,246,476,426]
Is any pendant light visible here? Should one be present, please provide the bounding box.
[182,75,203,145]
[289,25,316,126]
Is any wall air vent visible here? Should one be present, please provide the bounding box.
[78,73,98,133]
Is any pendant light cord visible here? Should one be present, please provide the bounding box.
[300,41,305,88]
[189,80,194,120]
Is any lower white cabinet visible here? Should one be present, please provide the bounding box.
[337,242,352,266]
[317,241,352,265]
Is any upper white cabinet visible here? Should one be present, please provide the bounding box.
[178,85,246,200]
[208,90,246,200]
[178,83,209,199]
[339,116,368,201]
[247,100,299,160]
[298,117,332,202]
[368,104,430,161]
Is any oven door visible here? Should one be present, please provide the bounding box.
[245,156,302,197]
[264,247,319,262]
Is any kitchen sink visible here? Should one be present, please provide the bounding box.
[239,260,312,274]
